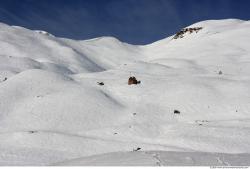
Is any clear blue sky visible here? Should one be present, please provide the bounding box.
[0,0,249,44]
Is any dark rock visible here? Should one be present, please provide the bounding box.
[97,82,104,86]
[128,76,140,85]
[174,110,180,114]
[133,147,141,151]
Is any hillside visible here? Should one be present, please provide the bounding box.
[0,19,250,166]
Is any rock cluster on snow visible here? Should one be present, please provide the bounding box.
[173,27,203,39]
[128,76,141,85]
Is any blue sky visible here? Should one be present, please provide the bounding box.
[0,0,249,44]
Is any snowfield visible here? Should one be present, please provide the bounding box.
[56,151,250,166]
[0,19,250,166]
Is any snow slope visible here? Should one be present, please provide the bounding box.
[56,151,250,166]
[0,19,250,166]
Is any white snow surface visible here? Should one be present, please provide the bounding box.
[0,19,250,166]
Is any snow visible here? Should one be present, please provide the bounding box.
[55,151,250,166]
[0,19,250,166]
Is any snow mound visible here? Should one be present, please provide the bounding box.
[34,30,54,37]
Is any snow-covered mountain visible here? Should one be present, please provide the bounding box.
[0,19,250,166]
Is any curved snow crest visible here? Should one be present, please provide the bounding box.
[82,36,122,43]
[189,19,247,28]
